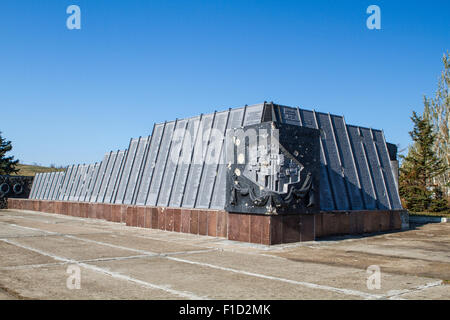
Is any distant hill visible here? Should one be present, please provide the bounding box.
[11,164,65,177]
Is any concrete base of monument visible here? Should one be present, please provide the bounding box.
[7,199,409,245]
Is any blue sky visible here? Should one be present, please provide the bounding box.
[0,0,449,167]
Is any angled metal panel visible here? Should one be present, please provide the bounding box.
[84,162,100,202]
[279,105,301,125]
[346,125,377,209]
[146,121,177,206]
[59,165,74,201]
[242,103,264,126]
[48,172,59,200]
[28,173,38,199]
[97,152,118,203]
[135,123,165,206]
[51,172,65,200]
[114,139,139,204]
[34,173,45,199]
[341,116,366,210]
[90,153,111,202]
[371,129,397,209]
[298,109,335,210]
[315,112,350,210]
[196,110,229,208]
[68,165,82,201]
[359,127,391,210]
[377,130,403,209]
[181,113,215,208]
[158,120,189,207]
[74,165,88,202]
[78,164,93,202]
[329,114,365,210]
[132,136,153,205]
[168,117,201,208]
[45,172,58,200]
[124,136,150,205]
[29,173,42,199]
[104,151,126,203]
[210,108,246,209]
[37,173,50,200]
[43,172,55,200]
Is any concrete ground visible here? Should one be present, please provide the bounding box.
[0,209,449,300]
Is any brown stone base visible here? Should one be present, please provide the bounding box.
[6,199,408,245]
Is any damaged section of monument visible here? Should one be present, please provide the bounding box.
[13,101,408,245]
[225,121,320,215]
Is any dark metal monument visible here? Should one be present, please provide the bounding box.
[0,175,34,208]
[225,121,320,215]
[10,102,408,244]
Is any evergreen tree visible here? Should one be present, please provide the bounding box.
[399,113,448,212]
[0,131,19,175]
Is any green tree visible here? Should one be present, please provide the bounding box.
[0,131,19,175]
[399,112,448,212]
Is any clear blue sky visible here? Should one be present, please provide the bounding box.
[1,0,449,167]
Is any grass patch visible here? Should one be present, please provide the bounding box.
[408,211,450,218]
[10,164,65,177]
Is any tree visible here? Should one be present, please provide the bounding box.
[423,51,450,197]
[0,131,19,175]
[399,112,448,212]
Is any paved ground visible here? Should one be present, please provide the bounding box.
[0,209,449,300]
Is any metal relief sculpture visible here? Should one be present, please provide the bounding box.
[225,121,320,215]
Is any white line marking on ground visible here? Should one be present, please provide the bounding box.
[0,238,206,300]
[383,280,444,300]
[166,256,383,300]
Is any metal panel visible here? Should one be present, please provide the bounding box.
[359,127,391,210]
[51,172,65,200]
[146,121,177,206]
[59,165,74,201]
[68,165,81,201]
[45,172,57,200]
[158,120,189,207]
[196,110,229,208]
[48,172,59,200]
[124,137,150,205]
[279,105,301,125]
[340,116,366,210]
[181,113,215,207]
[104,151,126,203]
[84,162,100,201]
[42,172,54,200]
[346,125,377,209]
[114,139,139,204]
[168,117,201,208]
[37,173,50,200]
[298,109,335,210]
[89,153,111,202]
[28,173,38,199]
[29,173,42,199]
[210,107,246,209]
[135,123,165,205]
[78,164,93,202]
[97,152,118,203]
[315,112,350,210]
[330,114,366,209]
[34,173,44,199]
[242,103,264,126]
[377,130,403,209]
[74,165,88,202]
